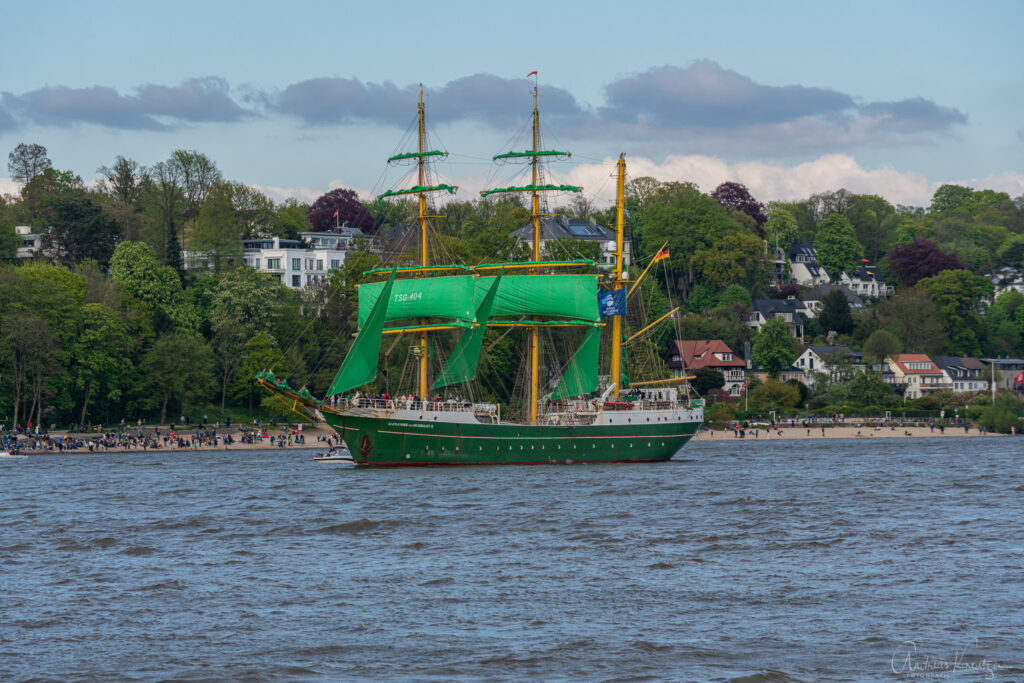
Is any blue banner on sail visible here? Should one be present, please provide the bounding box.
[598,288,626,317]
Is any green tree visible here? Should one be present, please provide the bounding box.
[835,369,897,408]
[142,159,185,270]
[232,331,307,416]
[270,198,312,239]
[750,378,801,410]
[996,234,1024,268]
[814,213,863,279]
[751,316,800,376]
[817,288,855,336]
[691,367,725,395]
[862,329,902,364]
[691,232,766,290]
[929,184,976,214]
[72,303,133,426]
[110,241,197,333]
[844,194,894,262]
[171,149,222,219]
[96,156,148,240]
[210,267,286,411]
[0,206,19,260]
[42,191,122,267]
[977,392,1024,433]
[876,288,948,356]
[7,143,51,229]
[190,181,244,273]
[717,284,752,308]
[984,290,1024,356]
[916,269,994,356]
[764,203,800,252]
[633,181,749,298]
[1,311,61,427]
[144,332,216,424]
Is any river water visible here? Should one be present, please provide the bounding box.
[2,438,1022,681]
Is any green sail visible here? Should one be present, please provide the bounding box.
[327,268,398,397]
[433,271,503,389]
[358,273,598,326]
[552,325,601,401]
[358,275,478,327]
[477,274,598,321]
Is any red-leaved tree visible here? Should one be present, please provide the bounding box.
[712,181,766,234]
[888,239,965,287]
[308,188,376,233]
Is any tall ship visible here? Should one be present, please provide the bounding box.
[258,80,703,465]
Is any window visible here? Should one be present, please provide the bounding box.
[721,352,732,361]
[330,259,340,269]
[292,275,301,288]
[305,258,314,270]
[266,258,280,270]
[316,259,323,271]
[291,258,300,271]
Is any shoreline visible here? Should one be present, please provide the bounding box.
[693,424,1007,441]
[6,422,1013,455]
[5,424,339,456]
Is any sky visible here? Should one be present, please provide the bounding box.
[2,0,1023,210]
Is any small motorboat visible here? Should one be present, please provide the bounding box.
[314,447,352,463]
[0,451,27,459]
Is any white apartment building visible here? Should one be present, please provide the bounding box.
[242,228,369,289]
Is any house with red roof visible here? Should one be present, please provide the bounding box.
[666,340,747,396]
[884,354,953,399]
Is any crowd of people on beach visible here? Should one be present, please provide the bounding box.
[0,421,328,454]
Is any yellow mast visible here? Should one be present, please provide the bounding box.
[610,154,626,400]
[417,88,429,402]
[528,85,543,424]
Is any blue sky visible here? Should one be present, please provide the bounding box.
[2,0,1022,208]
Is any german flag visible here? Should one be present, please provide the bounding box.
[652,247,670,263]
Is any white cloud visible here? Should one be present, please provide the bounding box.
[251,179,374,205]
[560,153,1024,208]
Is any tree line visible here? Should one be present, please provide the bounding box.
[2,142,1023,430]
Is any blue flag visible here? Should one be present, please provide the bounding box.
[598,288,626,317]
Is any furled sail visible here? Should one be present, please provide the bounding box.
[433,270,504,389]
[551,325,601,401]
[327,268,398,397]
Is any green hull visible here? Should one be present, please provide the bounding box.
[321,412,701,466]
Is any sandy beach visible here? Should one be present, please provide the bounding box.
[9,420,1012,456]
[8,424,339,455]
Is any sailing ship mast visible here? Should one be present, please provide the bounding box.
[528,85,542,424]
[480,74,583,423]
[416,89,429,402]
[374,86,458,402]
[610,154,626,401]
